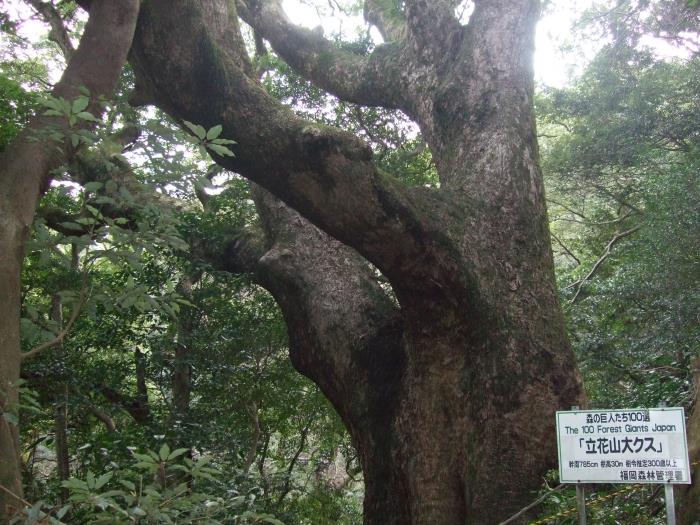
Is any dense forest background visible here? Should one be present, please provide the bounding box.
[0,0,697,523]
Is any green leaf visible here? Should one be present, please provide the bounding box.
[133,461,157,470]
[56,504,71,519]
[183,120,206,140]
[229,495,246,507]
[94,471,113,490]
[62,478,88,491]
[59,221,85,231]
[207,143,235,157]
[132,452,155,463]
[119,479,136,491]
[92,196,115,205]
[100,489,125,498]
[42,97,62,111]
[85,205,102,218]
[76,111,99,122]
[72,96,89,114]
[27,501,43,521]
[192,471,216,481]
[262,517,286,525]
[83,181,103,193]
[159,443,170,461]
[206,124,222,140]
[119,186,134,203]
[167,448,189,461]
[105,180,118,193]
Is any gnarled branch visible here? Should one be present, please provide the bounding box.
[129,0,477,305]
[238,0,408,110]
[27,0,76,60]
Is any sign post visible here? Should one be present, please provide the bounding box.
[556,407,691,525]
[570,406,586,525]
[575,484,586,525]
[665,484,676,525]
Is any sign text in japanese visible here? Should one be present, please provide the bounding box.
[556,408,691,484]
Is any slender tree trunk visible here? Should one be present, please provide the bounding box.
[0,248,24,517]
[0,3,140,518]
[170,272,200,452]
[50,295,70,503]
[242,402,261,475]
[134,349,150,424]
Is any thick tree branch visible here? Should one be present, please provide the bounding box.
[200,185,412,516]
[243,186,403,389]
[129,0,477,306]
[0,0,141,226]
[211,229,267,277]
[87,405,116,432]
[100,384,150,425]
[363,0,407,42]
[404,0,463,54]
[27,0,75,60]
[37,206,92,237]
[238,0,408,110]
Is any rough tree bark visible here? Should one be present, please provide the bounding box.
[126,0,585,522]
[678,358,700,524]
[0,1,140,519]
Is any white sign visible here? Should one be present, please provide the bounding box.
[556,408,691,484]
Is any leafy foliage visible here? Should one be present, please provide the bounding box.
[540,46,699,409]
[12,445,283,524]
[0,71,37,149]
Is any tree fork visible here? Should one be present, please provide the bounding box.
[128,0,585,521]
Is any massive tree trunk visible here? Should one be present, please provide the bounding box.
[125,0,586,522]
[0,2,140,519]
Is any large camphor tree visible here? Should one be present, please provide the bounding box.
[0,0,593,522]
